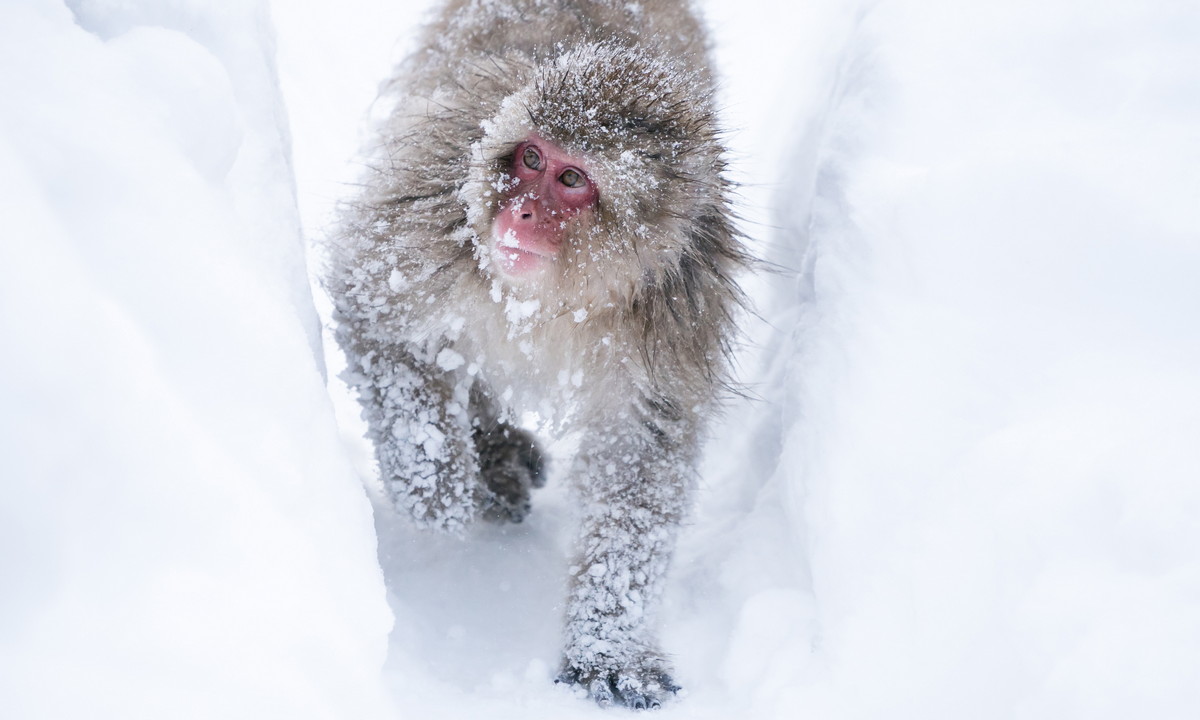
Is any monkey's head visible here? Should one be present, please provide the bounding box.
[488,133,600,278]
[461,42,729,310]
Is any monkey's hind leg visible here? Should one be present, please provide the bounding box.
[471,386,547,524]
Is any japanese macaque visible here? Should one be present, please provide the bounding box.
[327,0,749,709]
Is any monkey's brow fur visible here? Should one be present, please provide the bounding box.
[324,0,753,710]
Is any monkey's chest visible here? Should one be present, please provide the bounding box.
[457,316,633,426]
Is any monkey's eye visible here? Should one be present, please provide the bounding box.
[559,168,586,188]
[522,146,542,171]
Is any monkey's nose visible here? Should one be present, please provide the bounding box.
[514,196,544,225]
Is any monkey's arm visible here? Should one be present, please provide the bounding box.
[558,401,698,709]
[469,385,547,524]
[340,339,481,533]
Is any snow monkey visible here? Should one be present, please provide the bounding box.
[326,0,749,709]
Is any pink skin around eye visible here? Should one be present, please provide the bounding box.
[491,135,598,278]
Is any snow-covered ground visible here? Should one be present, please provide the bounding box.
[3,1,1199,718]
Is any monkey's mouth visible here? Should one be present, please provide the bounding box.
[490,232,557,278]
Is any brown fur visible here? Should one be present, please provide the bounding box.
[326,0,750,708]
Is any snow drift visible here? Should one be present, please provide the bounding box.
[739,1,1200,717]
[0,2,391,718]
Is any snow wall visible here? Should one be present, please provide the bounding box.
[0,1,392,718]
[2,1,1199,719]
[738,1,1200,717]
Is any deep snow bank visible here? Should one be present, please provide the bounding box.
[0,2,391,717]
[747,0,1200,717]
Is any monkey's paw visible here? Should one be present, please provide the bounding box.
[478,427,546,524]
[555,659,681,710]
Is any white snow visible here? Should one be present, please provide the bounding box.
[436,348,467,372]
[0,1,390,718]
[387,267,408,292]
[3,0,1198,719]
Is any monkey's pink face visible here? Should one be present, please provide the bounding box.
[490,136,598,278]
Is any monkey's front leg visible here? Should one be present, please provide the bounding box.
[558,416,696,709]
[346,346,481,533]
[470,386,547,524]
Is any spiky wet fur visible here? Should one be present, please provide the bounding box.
[326,0,750,709]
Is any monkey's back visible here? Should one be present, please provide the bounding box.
[410,0,712,90]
